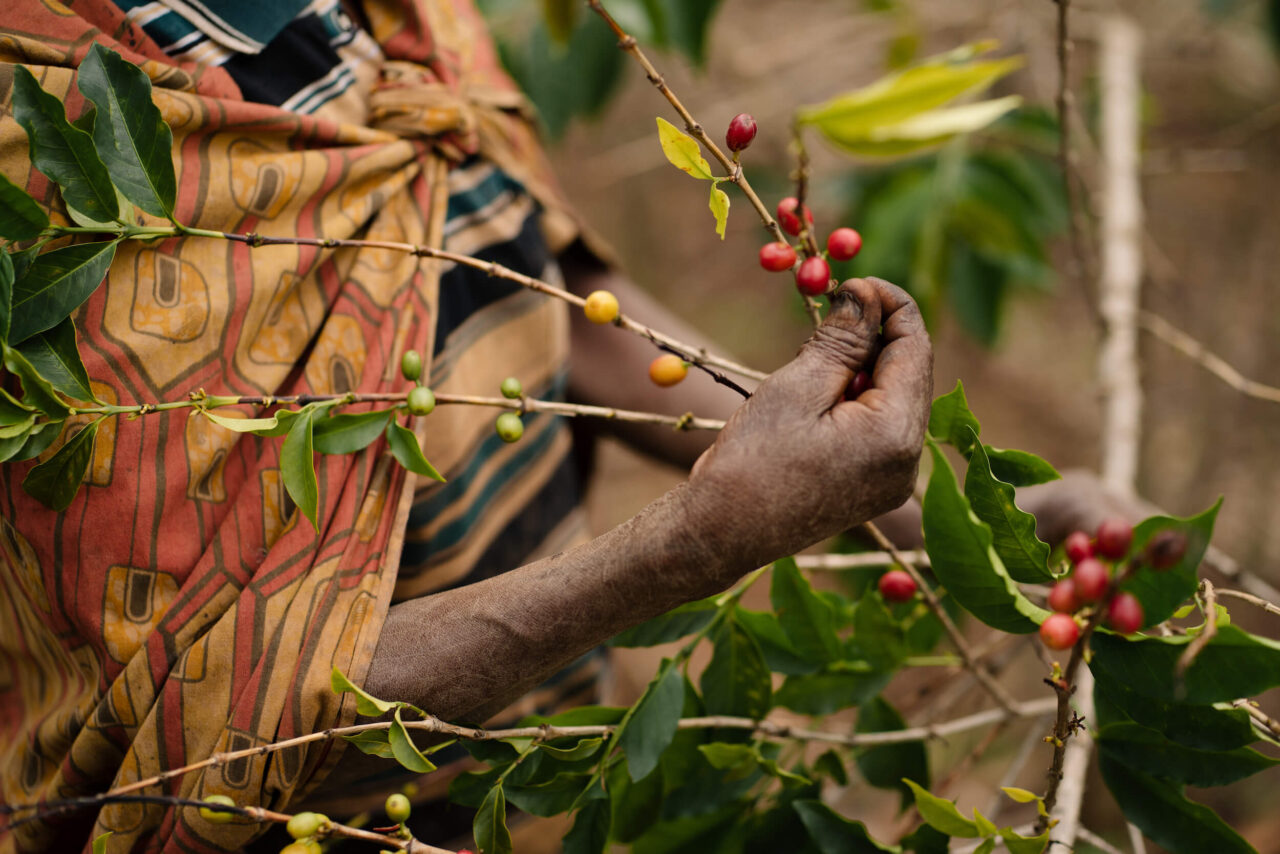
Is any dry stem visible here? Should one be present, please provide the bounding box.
[1138,310,1280,405]
[1216,587,1280,618]
[1176,578,1218,678]
[795,549,931,570]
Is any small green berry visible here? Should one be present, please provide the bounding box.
[280,843,321,854]
[500,377,523,400]
[385,792,412,823]
[407,386,436,416]
[199,794,236,824]
[286,811,327,840]
[495,412,524,443]
[400,349,423,382]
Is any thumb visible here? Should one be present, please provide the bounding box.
[786,277,883,405]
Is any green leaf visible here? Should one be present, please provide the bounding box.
[734,607,822,675]
[8,420,62,462]
[699,618,772,720]
[793,799,901,853]
[649,0,722,66]
[281,407,319,531]
[312,409,393,455]
[388,708,436,773]
[200,410,281,434]
[963,435,1052,583]
[342,729,396,758]
[927,380,980,454]
[984,446,1059,487]
[609,757,662,843]
[775,669,891,716]
[708,182,730,239]
[972,810,997,837]
[697,743,757,781]
[92,832,112,854]
[1091,626,1280,704]
[538,737,604,762]
[1098,752,1256,854]
[14,317,94,401]
[0,414,35,442]
[22,418,98,510]
[507,774,592,818]
[1092,674,1258,751]
[0,390,35,427]
[0,171,49,240]
[0,251,13,344]
[329,667,396,716]
[1096,721,1278,787]
[656,117,713,179]
[542,0,579,45]
[1122,501,1220,627]
[772,557,842,664]
[11,66,119,223]
[998,828,1048,854]
[903,779,980,838]
[620,659,685,782]
[813,750,849,786]
[855,697,929,811]
[562,798,611,854]
[474,784,513,854]
[3,345,71,419]
[610,598,717,647]
[9,241,117,345]
[76,43,177,218]
[519,705,626,728]
[821,97,1023,157]
[386,419,446,482]
[900,824,949,854]
[922,443,1046,633]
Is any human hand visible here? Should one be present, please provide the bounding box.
[684,277,933,573]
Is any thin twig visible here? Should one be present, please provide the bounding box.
[985,713,1055,818]
[1078,826,1129,854]
[1176,578,1218,678]
[1231,699,1280,742]
[1216,587,1280,618]
[1137,310,1280,405]
[794,550,930,570]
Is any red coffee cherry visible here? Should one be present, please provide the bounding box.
[845,370,871,400]
[1072,558,1110,603]
[759,242,797,272]
[1039,613,1080,650]
[1145,530,1188,570]
[795,256,831,296]
[878,569,917,603]
[1064,531,1093,564]
[1048,578,1080,614]
[826,228,863,261]
[1095,518,1134,560]
[725,113,757,153]
[776,197,813,237]
[1106,592,1145,634]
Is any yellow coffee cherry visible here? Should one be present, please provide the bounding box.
[385,792,411,823]
[199,794,236,824]
[648,354,689,388]
[286,811,327,840]
[583,290,619,324]
[280,842,321,854]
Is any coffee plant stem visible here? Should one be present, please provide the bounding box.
[1215,587,1280,617]
[1175,578,1218,677]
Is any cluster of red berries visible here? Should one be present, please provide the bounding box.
[1039,519,1188,651]
[758,203,863,297]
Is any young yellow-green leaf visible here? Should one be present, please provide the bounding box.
[0,415,36,440]
[92,832,112,854]
[3,345,71,419]
[999,827,1048,854]
[22,418,99,511]
[200,409,281,434]
[342,728,396,759]
[826,96,1021,159]
[11,66,119,223]
[76,43,176,218]
[389,708,437,773]
[14,317,95,402]
[972,808,997,837]
[386,420,446,482]
[281,407,318,531]
[312,409,393,455]
[656,117,713,180]
[474,784,513,854]
[9,241,117,345]
[1000,787,1040,804]
[709,182,730,239]
[618,659,684,782]
[0,171,49,240]
[330,666,396,716]
[904,779,981,838]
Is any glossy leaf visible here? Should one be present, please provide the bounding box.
[619,659,684,782]
[0,251,12,344]
[903,779,980,838]
[4,345,71,419]
[9,420,62,462]
[77,43,176,218]
[9,241,117,345]
[92,832,112,854]
[818,96,1021,158]
[922,442,1046,633]
[0,171,49,240]
[699,619,772,720]
[281,407,319,531]
[388,709,436,773]
[0,414,35,441]
[14,317,94,402]
[342,729,396,759]
[1091,626,1280,704]
[998,830,1048,854]
[1098,753,1256,854]
[11,66,119,223]
[1096,721,1278,787]
[927,381,981,455]
[771,557,842,664]
[793,799,900,853]
[201,410,281,434]
[1093,673,1259,751]
[0,390,34,427]
[22,418,98,510]
[609,598,717,647]
[474,784,513,854]
[855,697,929,811]
[562,798,611,854]
[1122,501,1220,627]
[708,182,729,239]
[330,667,396,716]
[386,419,446,481]
[963,434,1052,583]
[312,409,392,455]
[984,446,1059,487]
[656,117,713,179]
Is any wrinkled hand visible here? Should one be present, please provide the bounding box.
[685,277,933,573]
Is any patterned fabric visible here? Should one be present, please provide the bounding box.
[0,1,588,852]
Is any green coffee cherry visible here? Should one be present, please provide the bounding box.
[407,386,436,416]
[384,792,411,823]
[280,842,322,854]
[400,349,423,382]
[286,811,327,840]
[199,794,236,824]
[495,412,524,443]
[499,377,523,400]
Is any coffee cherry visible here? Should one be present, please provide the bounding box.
[776,197,813,237]
[495,412,524,443]
[500,377,523,399]
[385,793,411,824]
[1106,592,1144,634]
[280,843,321,854]
[199,795,236,824]
[583,289,619,324]
[878,569,918,603]
[725,113,757,153]
[845,370,871,400]
[1064,531,1093,564]
[648,354,688,387]
[1095,518,1133,560]
[286,812,328,840]
[1039,613,1080,650]
[795,256,831,296]
[400,349,423,382]
[407,386,435,416]
[1072,558,1110,602]
[759,242,797,272]
[1145,530,1188,570]
[826,228,863,261]
[1048,578,1080,614]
